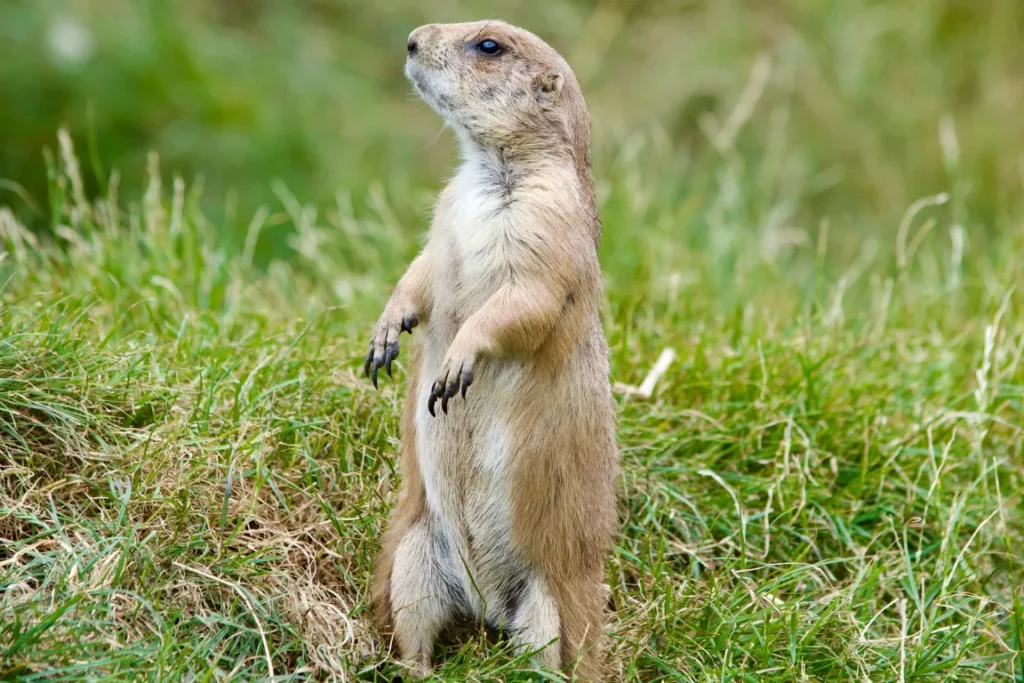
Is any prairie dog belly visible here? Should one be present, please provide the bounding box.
[410,164,564,622]
[413,336,531,623]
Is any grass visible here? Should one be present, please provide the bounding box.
[2,2,1024,681]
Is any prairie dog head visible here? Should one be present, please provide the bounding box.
[405,20,589,159]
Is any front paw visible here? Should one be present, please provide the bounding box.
[428,348,476,417]
[364,311,419,388]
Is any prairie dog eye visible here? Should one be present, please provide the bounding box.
[476,39,502,56]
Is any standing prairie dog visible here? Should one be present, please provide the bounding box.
[366,20,619,680]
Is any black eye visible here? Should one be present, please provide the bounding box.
[476,39,501,55]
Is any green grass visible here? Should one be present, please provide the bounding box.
[2,1,1024,681]
[1,126,1021,680]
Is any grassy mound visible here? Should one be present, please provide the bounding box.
[5,0,1024,669]
[0,122,1020,681]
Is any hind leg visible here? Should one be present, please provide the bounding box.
[510,574,561,670]
[510,572,607,680]
[551,574,607,682]
[386,519,464,675]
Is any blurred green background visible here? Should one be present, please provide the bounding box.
[3,0,1023,264]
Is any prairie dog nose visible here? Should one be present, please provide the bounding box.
[406,24,439,58]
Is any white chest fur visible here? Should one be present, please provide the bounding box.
[442,162,512,286]
[412,152,533,612]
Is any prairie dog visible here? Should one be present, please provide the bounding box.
[367,20,619,680]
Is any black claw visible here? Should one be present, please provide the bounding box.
[364,347,374,377]
[428,383,440,417]
[371,359,379,389]
[461,371,473,399]
[401,313,419,334]
[385,341,399,377]
[442,374,460,414]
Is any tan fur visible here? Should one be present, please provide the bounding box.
[366,20,618,681]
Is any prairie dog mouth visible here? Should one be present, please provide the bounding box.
[405,60,428,92]
[405,60,439,106]
[406,60,455,120]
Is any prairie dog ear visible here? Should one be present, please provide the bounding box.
[535,71,564,104]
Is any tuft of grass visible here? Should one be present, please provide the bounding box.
[1,139,400,681]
